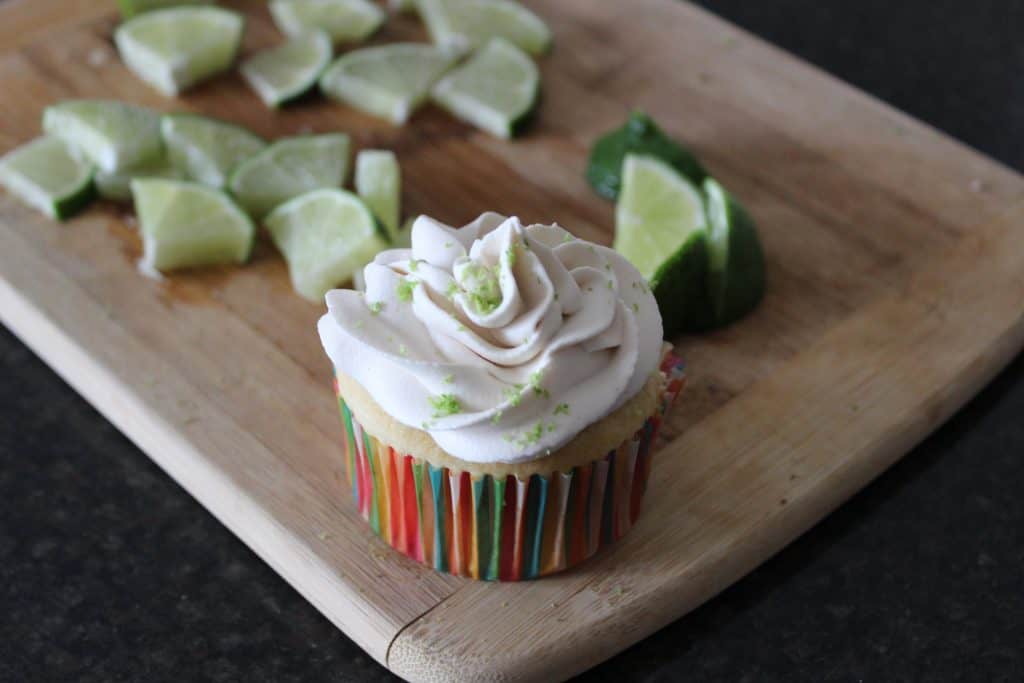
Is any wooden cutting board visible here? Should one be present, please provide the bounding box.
[2,0,1023,680]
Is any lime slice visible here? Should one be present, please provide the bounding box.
[431,38,539,139]
[320,43,456,125]
[228,133,350,217]
[588,111,707,201]
[704,178,766,326]
[265,188,387,301]
[114,6,245,96]
[95,157,184,202]
[42,100,162,174]
[241,30,333,108]
[116,0,213,20]
[132,178,255,273]
[269,0,385,46]
[417,0,551,56]
[355,149,400,240]
[615,153,714,335]
[161,114,267,190]
[0,136,95,220]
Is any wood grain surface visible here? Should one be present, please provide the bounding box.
[1,1,1022,680]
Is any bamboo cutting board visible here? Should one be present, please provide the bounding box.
[2,0,1023,680]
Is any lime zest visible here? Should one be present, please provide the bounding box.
[429,393,462,418]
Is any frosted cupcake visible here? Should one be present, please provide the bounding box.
[318,213,684,580]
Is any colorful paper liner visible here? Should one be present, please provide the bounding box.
[332,355,685,581]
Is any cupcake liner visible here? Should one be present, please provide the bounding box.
[333,354,685,580]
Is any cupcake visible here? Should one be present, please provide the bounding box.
[318,213,684,580]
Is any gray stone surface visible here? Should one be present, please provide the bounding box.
[1,1,1022,681]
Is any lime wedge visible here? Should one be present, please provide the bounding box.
[241,30,333,108]
[161,114,267,190]
[320,43,456,125]
[0,136,95,220]
[95,157,184,202]
[615,153,713,335]
[704,178,766,326]
[116,0,213,20]
[389,0,416,12]
[228,133,350,217]
[132,178,255,273]
[588,111,707,201]
[114,6,245,96]
[43,100,162,174]
[265,188,387,301]
[417,0,551,56]
[269,0,385,46]
[355,149,400,240]
[431,38,539,139]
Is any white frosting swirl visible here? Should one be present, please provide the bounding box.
[317,213,663,464]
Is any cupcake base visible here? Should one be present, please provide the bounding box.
[333,355,685,580]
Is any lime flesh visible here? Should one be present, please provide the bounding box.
[241,30,334,108]
[0,136,95,220]
[417,0,551,56]
[431,38,539,139]
[355,149,401,240]
[265,188,388,301]
[133,178,255,272]
[320,43,456,125]
[228,133,351,218]
[95,157,184,202]
[116,0,213,20]
[269,0,385,46]
[704,178,766,326]
[161,114,267,190]
[114,6,245,96]
[43,100,162,174]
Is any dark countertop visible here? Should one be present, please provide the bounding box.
[2,1,1023,681]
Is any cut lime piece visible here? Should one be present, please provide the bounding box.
[43,100,162,174]
[588,111,707,201]
[355,149,400,240]
[265,188,388,301]
[161,114,267,189]
[228,133,350,217]
[114,6,245,96]
[615,153,713,335]
[116,0,213,20]
[241,30,333,108]
[269,0,385,46]
[320,43,456,125]
[704,178,765,326]
[417,0,551,56]
[132,178,255,272]
[95,157,184,202]
[431,38,539,139]
[389,0,416,12]
[0,136,95,220]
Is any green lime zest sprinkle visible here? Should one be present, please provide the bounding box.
[354,320,364,329]
[503,384,525,407]
[506,244,517,268]
[398,344,408,356]
[368,301,384,315]
[529,370,550,398]
[632,302,640,313]
[396,278,419,302]
[442,373,454,384]
[460,263,502,314]
[457,323,467,332]
[446,281,460,299]
[562,233,574,243]
[607,279,614,289]
[491,410,503,425]
[444,241,454,248]
[408,258,420,272]
[428,393,461,418]
[554,403,570,416]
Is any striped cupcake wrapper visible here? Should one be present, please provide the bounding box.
[333,354,685,580]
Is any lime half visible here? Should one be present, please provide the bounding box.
[417,0,551,56]
[265,189,387,301]
[704,178,766,326]
[614,153,713,335]
[431,38,539,139]
[269,0,385,46]
[133,178,255,273]
[95,157,183,202]
[43,100,162,174]
[320,43,456,125]
[161,114,266,189]
[588,111,707,201]
[0,136,95,220]
[116,0,213,20]
[228,133,350,217]
[241,30,333,108]
[355,149,400,240]
[114,6,245,96]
